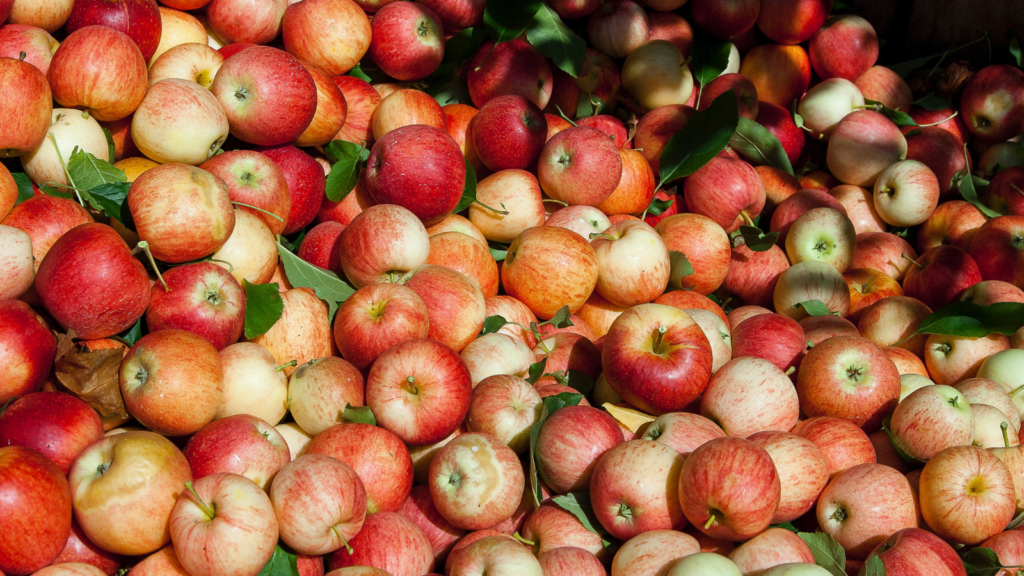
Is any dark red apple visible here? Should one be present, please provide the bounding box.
[577,115,630,149]
[297,221,345,274]
[255,144,326,235]
[700,74,759,120]
[467,38,553,109]
[368,1,444,81]
[65,0,162,62]
[146,262,246,351]
[960,64,1024,142]
[0,446,73,575]
[756,101,805,166]
[0,300,56,405]
[683,156,766,233]
[903,245,983,311]
[471,95,547,171]
[905,126,969,196]
[732,313,806,375]
[690,0,760,39]
[0,392,103,474]
[969,215,1024,290]
[987,166,1024,216]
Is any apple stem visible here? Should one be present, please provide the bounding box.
[19,51,26,61]
[474,41,498,72]
[512,532,536,547]
[404,375,418,394]
[541,198,568,207]
[275,360,297,372]
[332,526,354,555]
[232,201,284,222]
[651,325,668,353]
[703,514,715,529]
[184,481,216,520]
[785,366,796,376]
[1008,383,1024,399]
[1011,183,1024,196]
[133,241,169,291]
[739,211,755,227]
[553,105,578,128]
[206,258,235,273]
[918,110,959,128]
[1003,421,1011,448]
[900,253,924,269]
[48,133,84,206]
[589,232,615,241]
[473,199,509,215]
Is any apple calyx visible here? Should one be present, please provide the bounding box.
[967,475,986,496]
[416,20,430,38]
[130,365,149,389]
[185,481,217,520]
[96,461,111,475]
[133,241,169,291]
[845,363,868,384]
[232,201,285,222]
[831,507,847,523]
[332,525,354,555]
[275,360,298,372]
[617,503,634,521]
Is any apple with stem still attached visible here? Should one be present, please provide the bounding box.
[684,156,766,233]
[146,262,246,352]
[183,414,291,490]
[367,1,444,81]
[199,150,290,236]
[872,159,940,228]
[903,245,983,311]
[287,356,365,437]
[329,512,435,576]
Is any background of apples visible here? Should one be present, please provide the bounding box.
[3,0,1024,573]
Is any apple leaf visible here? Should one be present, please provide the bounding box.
[117,318,144,347]
[863,555,887,576]
[528,391,585,507]
[797,532,847,576]
[102,126,116,164]
[67,148,126,191]
[526,358,548,385]
[54,347,129,421]
[957,147,1003,218]
[11,172,34,205]
[543,370,596,396]
[863,99,918,127]
[795,300,835,317]
[483,0,542,44]
[525,4,585,78]
[347,63,372,83]
[481,315,509,336]
[644,195,674,217]
[551,493,615,548]
[668,250,695,290]
[576,92,601,119]
[425,27,487,105]
[323,140,368,203]
[1012,34,1023,68]
[913,93,952,111]
[342,403,376,426]
[914,301,1024,338]
[543,305,574,329]
[729,117,795,175]
[658,89,739,188]
[453,159,481,213]
[277,242,356,321]
[255,546,300,576]
[880,414,926,466]
[737,225,780,252]
[961,547,1023,576]
[771,522,799,533]
[243,281,284,339]
[689,33,733,91]
[488,241,509,261]
[87,182,133,226]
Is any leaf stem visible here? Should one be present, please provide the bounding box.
[49,133,83,206]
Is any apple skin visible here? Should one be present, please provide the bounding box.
[47,26,147,122]
[333,283,429,371]
[749,431,830,525]
[955,376,1021,431]
[69,431,193,557]
[332,76,381,146]
[917,200,986,254]
[287,356,364,437]
[699,73,759,119]
[729,527,816,575]
[183,414,290,490]
[905,126,969,197]
[851,231,918,282]
[123,546,191,576]
[827,110,908,188]
[146,262,245,351]
[34,223,150,340]
[168,473,278,576]
[829,184,884,234]
[521,502,607,559]
[429,433,524,531]
[739,44,811,108]
[448,535,542,576]
[981,531,1024,572]
[0,57,52,158]
[655,214,731,295]
[366,125,466,227]
[792,417,876,478]
[986,166,1024,216]
[0,24,60,76]
[65,0,160,62]
[536,405,623,495]
[890,385,974,461]
[845,268,904,322]
[866,528,968,576]
[801,315,860,351]
[397,484,464,562]
[211,47,317,146]
[537,546,605,576]
[969,215,1024,290]
[206,0,285,45]
[809,15,878,81]
[131,79,230,166]
[0,392,103,475]
[368,1,443,81]
[756,0,830,44]
[610,530,700,576]
[51,520,123,574]
[920,445,1016,545]
[200,150,290,236]
[467,38,552,109]
[732,313,806,375]
[404,265,485,353]
[538,126,623,207]
[428,231,499,298]
[856,296,932,356]
[817,463,918,560]
[797,336,900,432]
[415,0,483,30]
[590,220,670,307]
[586,0,649,59]
[329,512,435,576]
[690,0,757,39]
[602,303,714,415]
[306,423,413,514]
[633,104,695,174]
[755,103,805,168]
[270,454,366,556]
[647,10,692,53]
[371,88,447,140]
[903,245,983,311]
[873,159,941,227]
[0,446,73,576]
[678,437,781,541]
[785,207,856,272]
[723,243,790,308]
[701,357,800,438]
[0,300,56,404]
[770,189,848,244]
[337,204,430,288]
[148,42,225,88]
[502,226,599,320]
[683,156,766,233]
[855,65,912,112]
[471,95,547,172]
[960,64,1024,142]
[255,144,325,236]
[641,412,725,457]
[924,332,1009,386]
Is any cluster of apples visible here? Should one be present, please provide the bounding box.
[4,0,1024,575]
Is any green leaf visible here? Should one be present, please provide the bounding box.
[564,370,596,396]
[277,230,307,254]
[957,147,1003,218]
[11,172,34,205]
[0,397,13,418]
[1012,34,1023,68]
[961,547,1022,576]
[276,243,356,322]
[738,225,780,252]
[880,414,926,466]
[771,522,799,533]
[575,93,596,119]
[526,358,548,385]
[551,492,614,547]
[541,392,584,414]
[102,127,116,164]
[795,300,834,317]
[481,315,509,335]
[645,196,674,217]
[689,33,733,88]
[544,305,574,329]
[323,140,366,203]
[86,182,132,225]
[525,4,585,78]
[255,545,300,576]
[342,403,376,426]
[668,250,694,290]
[117,318,144,347]
[729,117,795,175]
[243,281,284,339]
[488,241,509,261]
[864,99,918,127]
[425,27,487,104]
[484,0,542,44]
[863,555,887,576]
[347,64,371,83]
[889,54,941,78]
[914,93,952,111]
[659,89,739,186]
[67,149,126,191]
[453,159,480,213]
[797,532,847,576]
[915,302,1024,338]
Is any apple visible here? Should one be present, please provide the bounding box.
[426,231,498,297]
[905,127,969,199]
[621,40,693,111]
[0,299,55,403]
[633,104,694,174]
[428,433,524,531]
[890,385,974,461]
[739,44,811,108]
[367,2,443,81]
[854,66,912,113]
[545,205,611,240]
[590,220,670,307]
[468,39,552,109]
[274,423,310,462]
[785,207,857,271]
[366,125,465,226]
[867,527,974,576]
[206,209,277,285]
[125,546,190,576]
[169,473,278,576]
[306,423,413,514]
[654,214,731,296]
[333,283,429,372]
[131,79,230,166]
[538,126,622,207]
[960,64,1024,141]
[827,110,907,187]
[609,530,699,576]
[51,520,122,574]
[397,484,464,562]
[69,431,193,556]
[593,149,656,216]
[797,78,865,140]
[0,57,51,159]
[641,412,725,457]
[801,315,860,351]
[460,333,534,387]
[700,73,759,119]
[34,223,149,339]
[465,374,541,455]
[809,15,878,81]
[291,62,347,149]
[251,145,321,235]
[204,0,285,44]
[872,159,941,227]
[955,377,1021,431]
[5,0,73,32]
[727,305,773,330]
[731,313,806,374]
[903,245,983,311]
[521,502,607,559]
[183,414,290,491]
[679,437,780,541]
[987,167,1024,217]
[969,215,1024,289]
[332,76,381,146]
[773,261,851,320]
[443,102,484,172]
[338,205,431,289]
[0,446,73,575]
[468,170,545,243]
[471,96,546,172]
[329,512,434,576]
[537,546,604,576]
[0,392,103,474]
[403,265,485,352]
[683,156,766,233]
[817,463,917,559]
[414,0,482,30]
[149,8,207,66]
[502,225,599,319]
[65,0,160,61]
[145,262,245,351]
[269,454,366,556]
[973,403,1018,448]
[919,445,1016,545]
[535,405,623,495]
[792,417,877,478]
[977,350,1024,413]
[729,527,816,575]
[485,296,540,348]
[770,189,848,244]
[917,200,986,254]
[587,0,649,59]
[47,26,147,122]
[216,342,289,425]
[701,357,800,438]
[199,150,289,235]
[756,0,830,43]
[448,535,541,576]
[899,373,935,401]
[647,10,692,53]
[981,531,1024,571]
[602,303,713,414]
[0,24,60,76]
[829,185,886,234]
[856,296,932,356]
[722,243,790,308]
[845,268,904,322]
[372,89,447,142]
[284,357,363,437]
[21,108,107,187]
[924,333,1009,386]
[148,42,224,88]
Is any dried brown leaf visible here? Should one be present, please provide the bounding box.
[54,348,128,420]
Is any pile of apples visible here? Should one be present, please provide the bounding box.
[5,0,1024,574]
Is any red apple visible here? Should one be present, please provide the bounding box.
[845,267,904,322]
[739,44,811,108]
[855,65,913,111]
[809,15,878,81]
[690,0,758,39]
[50,520,122,574]
[826,110,907,187]
[468,39,552,109]
[183,414,290,490]
[416,0,482,30]
[731,313,806,375]
[701,357,800,438]
[296,222,345,274]
[590,220,670,307]
[700,73,759,119]
[857,295,932,356]
[368,1,443,81]
[0,446,73,575]
[609,530,700,576]
[145,263,245,351]
[890,385,974,461]
[256,144,326,235]
[332,75,381,146]
[633,104,695,174]
[866,527,968,576]
[654,214,731,294]
[757,101,805,166]
[398,484,464,562]
[329,512,434,576]
[903,245,983,311]
[0,24,60,75]
[471,95,547,172]
[969,215,1024,290]
[960,64,1024,142]
[337,204,429,288]
[281,0,370,77]
[372,88,447,140]
[917,199,986,253]
[647,11,693,55]
[333,283,429,371]
[429,433,524,530]
[536,405,623,495]
[684,156,766,233]
[293,62,347,148]
[729,527,815,575]
[0,300,56,404]
[792,416,877,478]
[403,265,485,353]
[757,0,830,44]
[850,231,918,281]
[722,243,790,307]
[131,79,230,166]
[521,502,606,559]
[538,126,622,207]
[748,431,830,524]
[905,126,968,196]
[920,445,1016,545]
[65,0,161,61]
[207,0,286,45]
[586,0,649,59]
[0,392,102,474]
[47,26,147,121]
[502,226,599,319]
[770,188,848,244]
